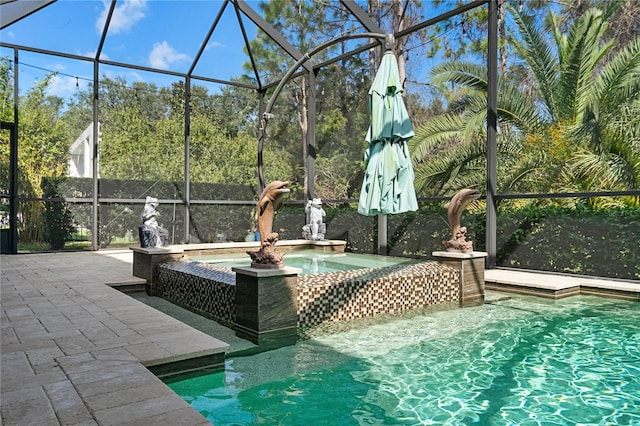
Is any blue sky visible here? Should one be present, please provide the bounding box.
[0,0,471,101]
[1,0,268,97]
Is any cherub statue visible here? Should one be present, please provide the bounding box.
[302,198,326,240]
[139,196,168,248]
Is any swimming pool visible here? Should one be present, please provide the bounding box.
[166,293,640,425]
[192,249,419,275]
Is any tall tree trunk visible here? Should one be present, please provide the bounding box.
[297,75,309,196]
[368,0,380,77]
[391,0,408,89]
[498,0,507,74]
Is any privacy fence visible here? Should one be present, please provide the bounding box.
[14,177,640,281]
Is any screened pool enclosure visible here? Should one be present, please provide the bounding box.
[1,0,638,281]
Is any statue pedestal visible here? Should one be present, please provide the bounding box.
[131,246,184,295]
[432,251,488,307]
[233,266,300,350]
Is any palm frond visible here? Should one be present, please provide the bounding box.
[571,137,640,190]
[411,114,468,161]
[508,3,559,119]
[413,136,486,195]
[557,9,611,122]
[429,62,488,92]
[573,38,640,158]
[497,82,546,133]
[498,150,547,193]
[461,107,488,141]
[591,37,640,111]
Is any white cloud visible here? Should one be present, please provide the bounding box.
[82,50,110,61]
[96,0,147,35]
[47,74,84,98]
[205,41,225,51]
[148,41,190,70]
[50,63,66,72]
[103,69,143,83]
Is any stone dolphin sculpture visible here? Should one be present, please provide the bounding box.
[256,180,290,249]
[443,188,480,252]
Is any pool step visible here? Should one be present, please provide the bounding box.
[485,269,639,301]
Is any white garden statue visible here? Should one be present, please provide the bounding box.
[139,196,169,248]
[302,198,326,241]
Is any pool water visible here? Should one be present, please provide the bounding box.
[166,294,640,425]
[193,250,418,275]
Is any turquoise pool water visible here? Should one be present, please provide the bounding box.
[193,250,418,275]
[166,294,640,425]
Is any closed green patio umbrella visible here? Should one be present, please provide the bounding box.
[358,46,418,216]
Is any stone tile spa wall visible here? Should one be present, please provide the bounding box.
[156,262,236,326]
[297,262,460,339]
[156,260,460,341]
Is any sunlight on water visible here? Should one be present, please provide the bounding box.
[166,294,640,425]
[194,249,418,275]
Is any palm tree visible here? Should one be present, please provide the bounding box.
[410,4,640,197]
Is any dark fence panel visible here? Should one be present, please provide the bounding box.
[495,202,640,280]
[15,178,640,280]
[188,204,255,243]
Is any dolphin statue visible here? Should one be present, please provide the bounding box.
[256,180,290,249]
[443,188,480,252]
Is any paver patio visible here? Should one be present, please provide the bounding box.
[1,250,225,425]
[2,249,637,425]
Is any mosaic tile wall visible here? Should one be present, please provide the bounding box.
[157,260,460,341]
[297,262,460,339]
[156,261,236,325]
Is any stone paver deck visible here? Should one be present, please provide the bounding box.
[1,250,226,426]
[3,250,637,425]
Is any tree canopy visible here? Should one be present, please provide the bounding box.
[1,0,639,248]
[410,2,640,202]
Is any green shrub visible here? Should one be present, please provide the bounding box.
[41,177,76,250]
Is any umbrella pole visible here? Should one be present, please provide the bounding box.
[377,214,388,255]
